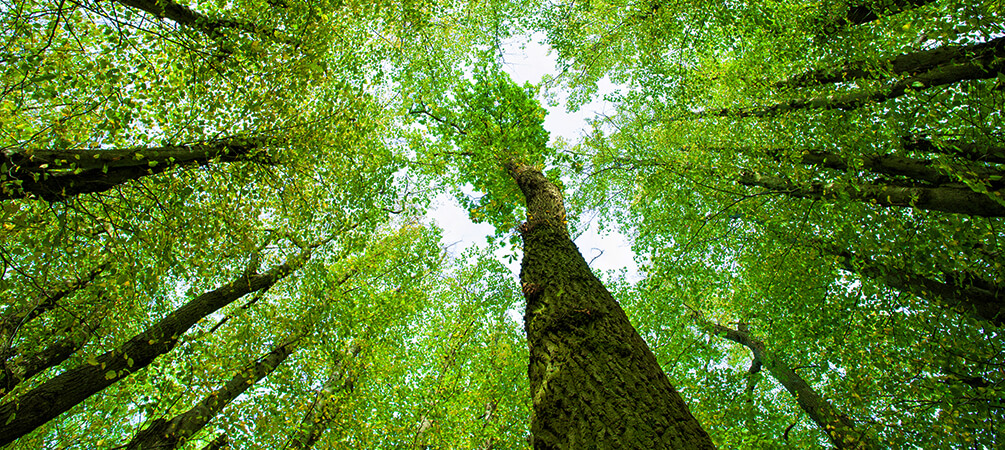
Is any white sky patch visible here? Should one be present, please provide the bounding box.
[427,34,639,281]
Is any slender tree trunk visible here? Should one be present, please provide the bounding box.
[287,343,361,450]
[712,324,876,449]
[739,171,1005,217]
[703,43,1004,117]
[197,433,229,450]
[779,36,1003,88]
[505,160,714,449]
[0,262,107,349]
[1,332,93,397]
[0,244,310,445]
[111,0,293,43]
[786,149,1001,187]
[1,138,266,201]
[820,244,1004,325]
[842,0,934,26]
[113,0,258,37]
[126,336,300,449]
[903,137,1005,165]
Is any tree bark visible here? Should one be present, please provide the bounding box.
[903,137,1005,165]
[785,149,1002,187]
[0,263,107,350]
[126,336,299,449]
[113,0,262,38]
[505,161,714,449]
[776,36,1005,89]
[739,171,1005,217]
[712,324,876,449]
[197,433,229,450]
[0,328,98,398]
[288,343,361,450]
[842,0,934,26]
[820,244,1004,325]
[1,138,266,201]
[703,43,1005,117]
[0,244,310,446]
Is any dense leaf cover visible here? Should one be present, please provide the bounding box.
[1,0,1002,448]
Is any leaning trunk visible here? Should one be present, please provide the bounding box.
[712,324,876,449]
[1,138,266,201]
[288,343,361,450]
[0,244,310,445]
[821,244,1003,325]
[704,45,1005,118]
[506,161,714,448]
[739,171,1005,217]
[126,336,300,449]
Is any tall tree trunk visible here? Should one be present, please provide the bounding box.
[0,243,310,445]
[112,0,265,38]
[819,244,1004,325]
[712,324,876,449]
[197,433,229,450]
[1,138,267,201]
[841,0,934,26]
[739,171,1005,217]
[126,335,300,449]
[0,315,102,398]
[505,160,714,449]
[703,44,1005,117]
[0,262,107,349]
[904,137,1005,165]
[287,342,361,450]
[785,149,1001,187]
[782,34,1002,88]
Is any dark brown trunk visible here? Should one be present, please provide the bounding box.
[197,434,229,450]
[705,43,1004,117]
[0,245,310,446]
[842,0,934,26]
[126,336,299,449]
[1,336,88,397]
[288,343,361,450]
[739,171,1005,217]
[903,137,1005,165]
[779,36,1003,88]
[712,324,876,449]
[1,138,266,201]
[113,0,258,37]
[787,149,1001,187]
[505,161,714,449]
[821,245,1003,325]
[0,263,107,350]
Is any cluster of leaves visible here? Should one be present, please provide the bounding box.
[411,67,553,238]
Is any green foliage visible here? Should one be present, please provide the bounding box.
[412,66,552,236]
[4,0,1005,448]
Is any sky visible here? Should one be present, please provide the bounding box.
[426,35,639,280]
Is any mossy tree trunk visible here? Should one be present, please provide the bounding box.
[505,161,714,449]
[712,324,876,449]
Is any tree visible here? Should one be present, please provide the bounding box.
[413,69,714,447]
[710,322,876,449]
[508,160,713,448]
[539,0,1004,446]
